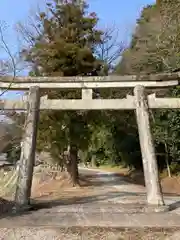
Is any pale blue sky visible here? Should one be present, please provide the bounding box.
[0,0,155,99]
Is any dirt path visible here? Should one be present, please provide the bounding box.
[78,167,180,206]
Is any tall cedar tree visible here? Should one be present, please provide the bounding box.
[22,0,104,185]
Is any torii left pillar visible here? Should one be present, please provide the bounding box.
[14,86,40,211]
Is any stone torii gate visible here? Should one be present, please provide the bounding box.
[0,72,179,211]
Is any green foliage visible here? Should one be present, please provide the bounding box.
[21,0,106,168]
[0,115,23,164]
[152,87,180,162]
[37,110,91,163]
[23,0,103,77]
[115,1,180,172]
[111,119,142,169]
[88,116,116,165]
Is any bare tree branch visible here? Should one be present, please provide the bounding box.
[15,4,48,48]
[96,24,125,72]
[0,21,26,100]
[0,21,22,98]
[155,1,180,71]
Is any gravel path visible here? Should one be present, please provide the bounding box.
[1,227,180,240]
[0,167,180,239]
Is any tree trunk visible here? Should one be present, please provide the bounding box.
[164,142,171,177]
[65,116,80,186]
[69,144,79,186]
[91,156,96,167]
[65,145,79,186]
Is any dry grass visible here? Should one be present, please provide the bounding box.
[161,177,180,195]
[0,169,17,199]
[31,170,106,201]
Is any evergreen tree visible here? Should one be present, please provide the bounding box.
[22,0,104,185]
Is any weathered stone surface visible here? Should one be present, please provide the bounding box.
[15,86,40,207]
[1,71,180,82]
[134,85,164,206]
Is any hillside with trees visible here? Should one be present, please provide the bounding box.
[115,0,180,176]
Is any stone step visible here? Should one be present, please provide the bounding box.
[1,209,180,228]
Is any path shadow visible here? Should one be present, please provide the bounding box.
[0,191,145,219]
[0,190,180,219]
[169,200,180,211]
[0,198,14,214]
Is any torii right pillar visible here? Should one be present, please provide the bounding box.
[134,85,168,211]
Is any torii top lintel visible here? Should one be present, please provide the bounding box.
[0,72,179,90]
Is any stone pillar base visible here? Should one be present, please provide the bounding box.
[12,204,32,214]
[144,204,170,213]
